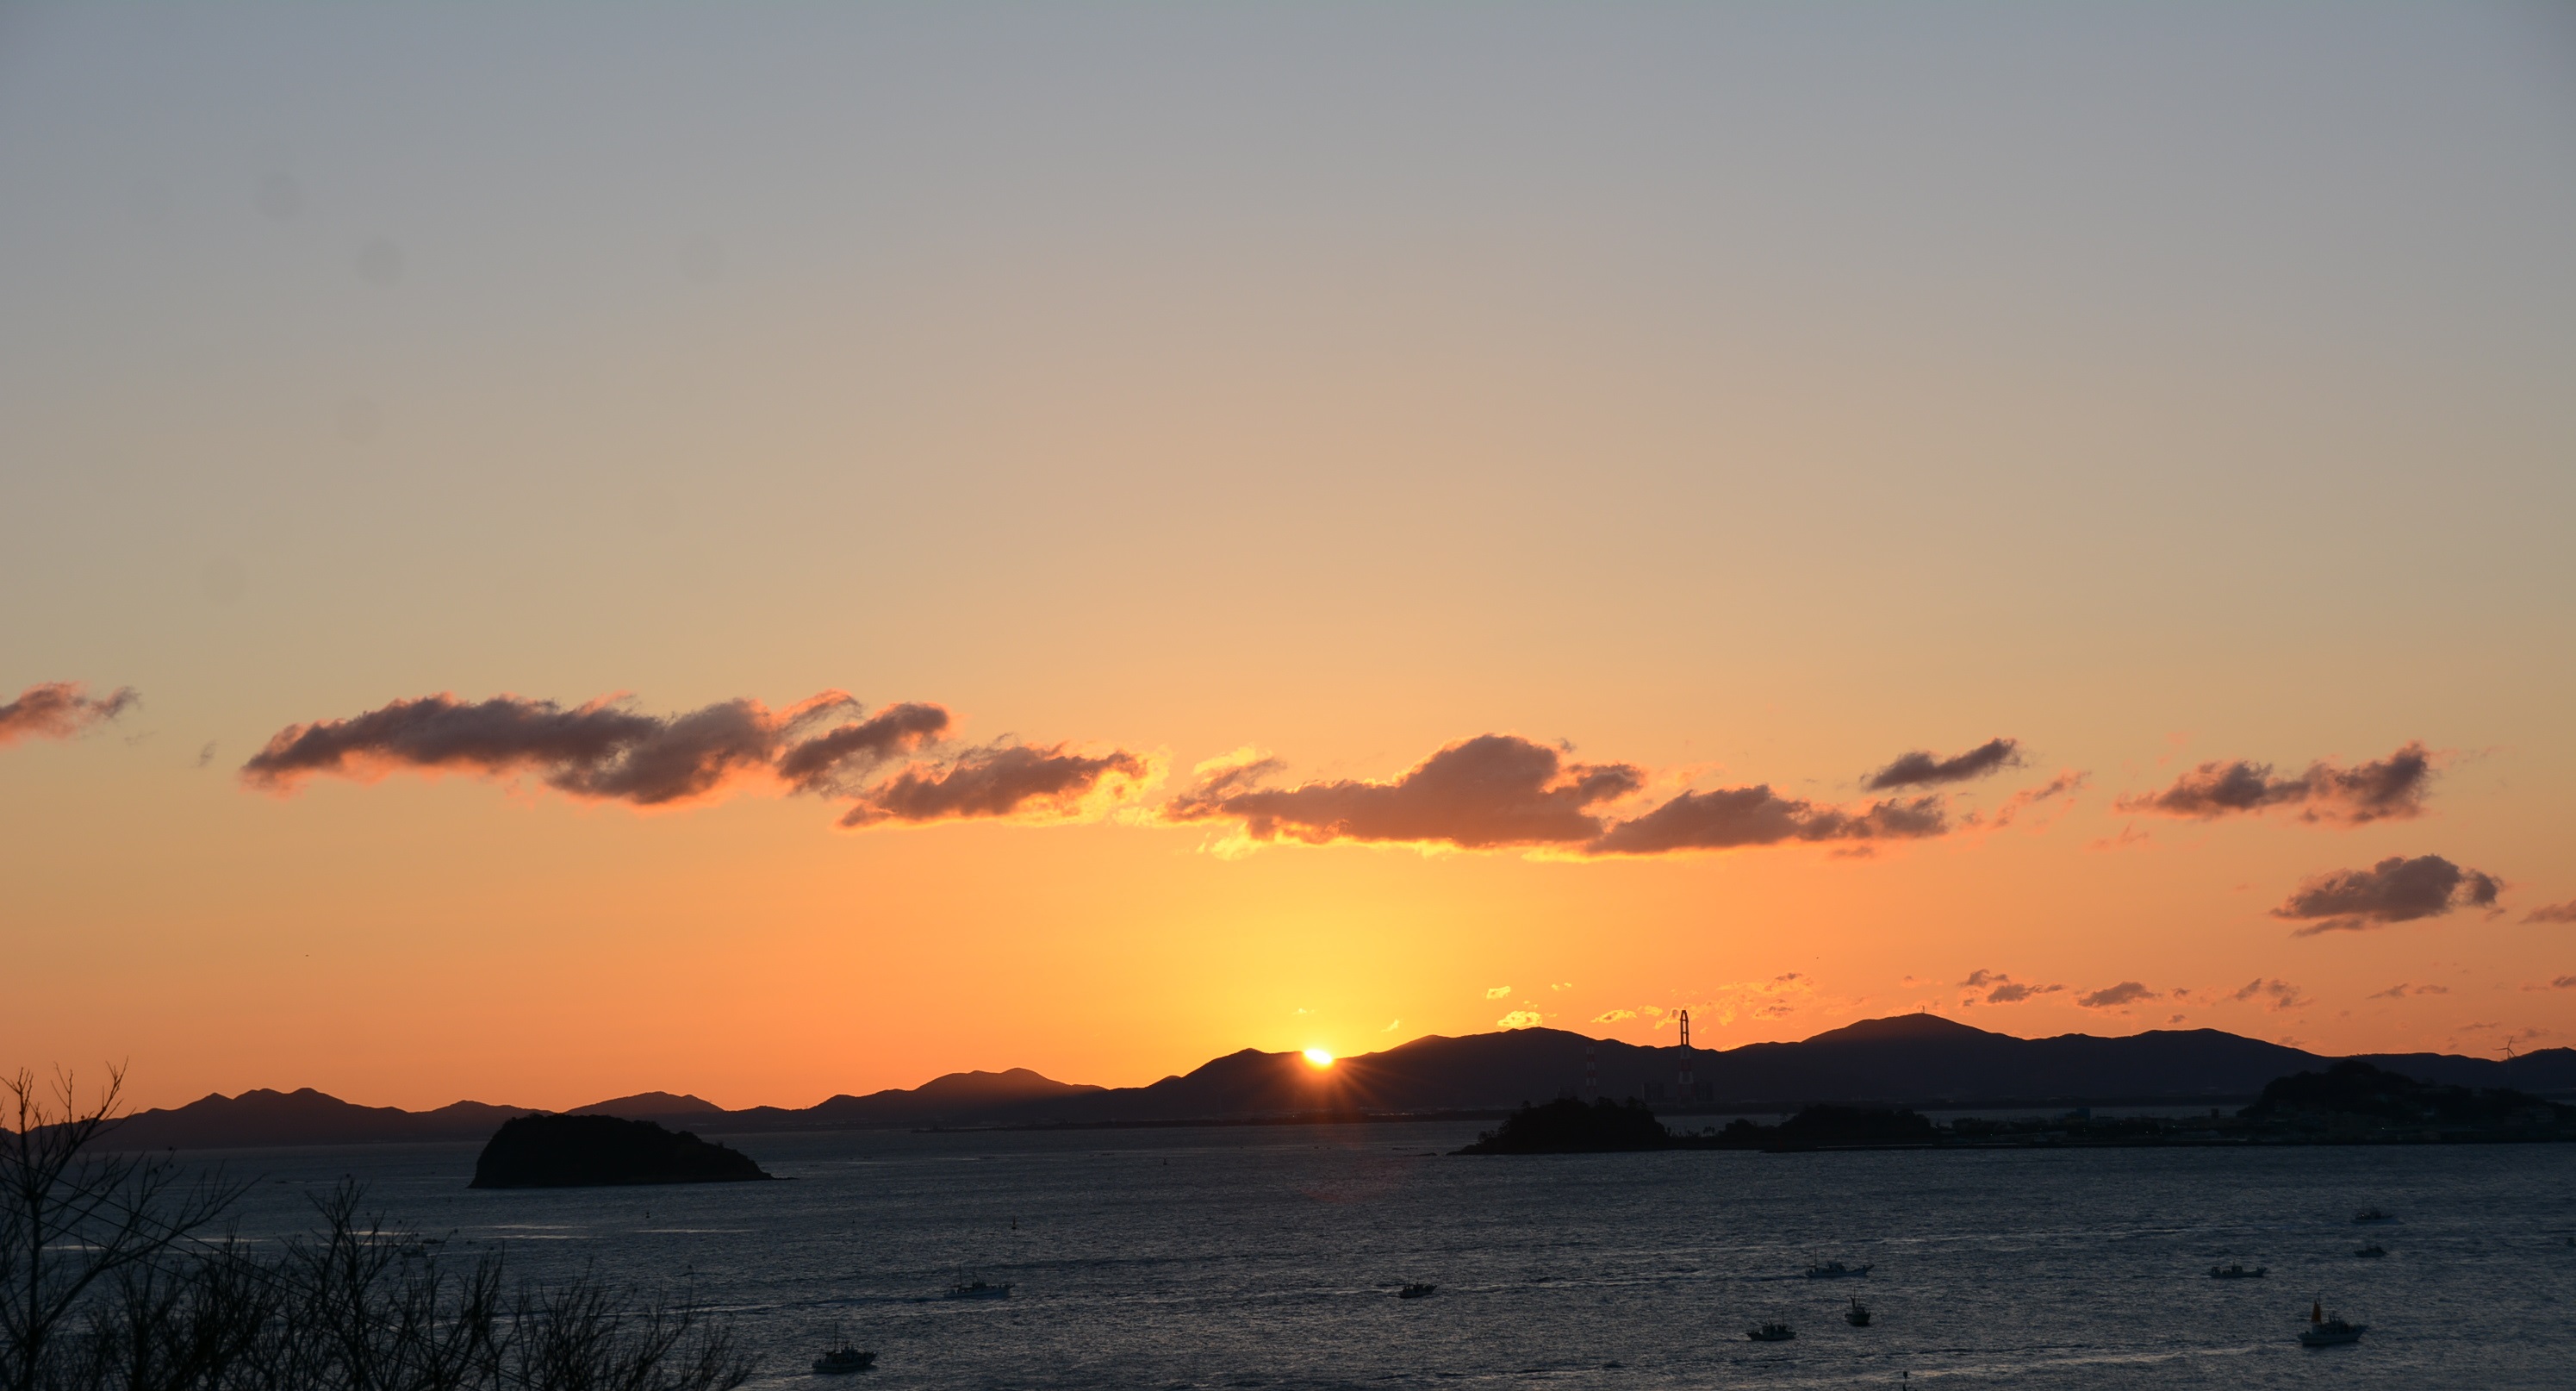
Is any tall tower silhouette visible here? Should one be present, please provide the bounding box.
[1675,1009,1696,1104]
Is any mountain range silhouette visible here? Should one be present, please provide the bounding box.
[99,1014,2573,1151]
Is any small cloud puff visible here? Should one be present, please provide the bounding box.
[836,743,1157,827]
[2115,742,2436,826]
[1591,1008,1640,1023]
[1971,771,2089,830]
[2523,901,2576,925]
[2270,855,2504,936]
[0,682,138,748]
[1677,976,1819,1026]
[1960,970,2063,1005]
[2076,982,2158,1009]
[2369,983,2450,1000]
[1163,734,1638,850]
[1496,1010,1545,1029]
[1485,985,1514,1000]
[2232,978,2310,1013]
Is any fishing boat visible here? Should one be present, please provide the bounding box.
[2352,1207,2394,1224]
[2297,1300,2367,1347]
[2353,1244,2386,1258]
[1803,1261,1871,1279]
[2208,1263,2268,1279]
[812,1342,876,1375]
[1397,1283,1437,1299]
[943,1280,1011,1301]
[1844,1299,1872,1327]
[1747,1322,1795,1342]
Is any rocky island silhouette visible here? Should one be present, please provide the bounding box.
[469,1114,775,1188]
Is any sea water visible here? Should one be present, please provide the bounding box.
[204,1123,2576,1388]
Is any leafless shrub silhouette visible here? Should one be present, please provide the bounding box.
[3,1068,754,1391]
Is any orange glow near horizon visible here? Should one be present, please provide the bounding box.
[1,6,2570,1117]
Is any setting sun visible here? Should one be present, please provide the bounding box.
[1303,1048,1335,1069]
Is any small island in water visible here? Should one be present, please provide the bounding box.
[470,1114,775,1188]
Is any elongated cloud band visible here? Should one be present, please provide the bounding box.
[1960,969,2062,1005]
[0,682,138,747]
[2116,742,2434,825]
[1164,733,1957,858]
[838,743,1156,827]
[2270,853,2504,935]
[242,691,1150,829]
[1166,735,1640,849]
[2076,981,2157,1009]
[1864,737,2020,790]
[1590,785,1944,855]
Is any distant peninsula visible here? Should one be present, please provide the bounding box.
[1453,1097,1673,1153]
[470,1114,775,1188]
[1455,1061,2575,1153]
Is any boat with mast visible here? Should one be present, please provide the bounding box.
[2297,1300,2367,1348]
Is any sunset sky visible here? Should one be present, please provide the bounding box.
[4,3,2573,1113]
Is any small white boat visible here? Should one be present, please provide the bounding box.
[2208,1263,2268,1279]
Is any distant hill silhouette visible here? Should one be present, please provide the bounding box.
[100,1088,531,1150]
[92,1018,2576,1151]
[571,1092,727,1122]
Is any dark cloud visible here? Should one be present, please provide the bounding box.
[1958,970,2063,1005]
[2369,983,2449,1000]
[0,682,138,747]
[1589,786,1944,856]
[775,702,951,793]
[2270,854,2505,936]
[242,689,1151,831]
[2232,978,2310,1012]
[838,743,1154,827]
[1165,732,1964,858]
[1864,738,2022,790]
[2077,982,2157,1009]
[1165,735,1643,849]
[2523,901,2576,926]
[2115,742,2435,826]
[242,691,859,805]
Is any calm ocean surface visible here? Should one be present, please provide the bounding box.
[202,1123,2576,1389]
